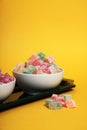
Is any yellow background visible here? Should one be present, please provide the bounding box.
[0,0,87,130]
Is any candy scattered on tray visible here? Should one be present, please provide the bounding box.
[45,94,76,110]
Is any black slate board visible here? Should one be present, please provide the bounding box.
[0,78,76,112]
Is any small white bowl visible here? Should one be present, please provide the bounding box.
[0,78,16,102]
[13,68,64,93]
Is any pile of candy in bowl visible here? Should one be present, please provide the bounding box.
[13,52,64,92]
[0,70,16,102]
[14,52,62,74]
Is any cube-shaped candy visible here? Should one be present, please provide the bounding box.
[51,94,58,100]
[65,99,76,108]
[56,96,65,102]
[33,66,44,74]
[45,99,62,110]
[51,94,66,107]
[62,94,72,101]
[50,102,62,110]
[15,63,25,72]
[23,65,36,74]
[49,65,57,73]
[38,52,46,61]
[28,54,39,64]
[39,65,50,74]
[45,56,54,64]
[45,99,54,107]
[32,59,44,66]
[43,62,50,67]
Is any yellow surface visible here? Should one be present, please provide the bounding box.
[0,0,87,130]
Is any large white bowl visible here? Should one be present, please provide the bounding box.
[0,78,16,102]
[13,68,64,93]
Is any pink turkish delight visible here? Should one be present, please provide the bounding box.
[0,70,14,84]
[45,56,54,64]
[28,54,39,65]
[65,99,76,108]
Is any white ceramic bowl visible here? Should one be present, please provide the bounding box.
[13,68,64,93]
[0,78,16,102]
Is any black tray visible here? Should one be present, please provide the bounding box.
[0,78,76,112]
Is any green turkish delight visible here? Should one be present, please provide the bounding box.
[38,52,46,61]
[45,99,62,110]
[23,65,36,74]
[62,94,72,101]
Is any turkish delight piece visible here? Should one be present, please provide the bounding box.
[51,94,58,100]
[51,94,65,102]
[65,99,76,108]
[28,54,39,65]
[38,52,46,61]
[62,94,72,101]
[49,65,57,73]
[14,63,25,72]
[56,96,65,102]
[32,59,44,66]
[45,56,54,64]
[45,99,62,110]
[23,65,36,74]
[51,94,66,107]
[39,64,50,74]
